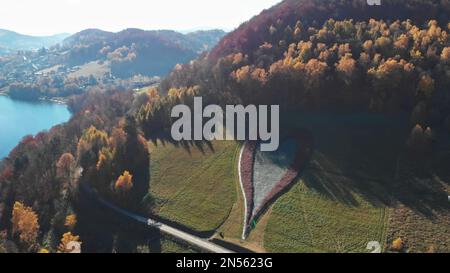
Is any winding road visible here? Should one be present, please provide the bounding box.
[81,183,234,253]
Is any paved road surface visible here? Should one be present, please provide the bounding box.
[82,183,234,253]
[158,222,233,253]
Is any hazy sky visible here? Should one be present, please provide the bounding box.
[0,0,282,36]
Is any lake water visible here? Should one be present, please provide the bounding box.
[0,95,71,158]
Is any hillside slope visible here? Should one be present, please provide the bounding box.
[0,0,449,253]
[61,28,226,76]
[0,29,69,55]
[136,0,450,252]
[211,0,449,59]
[0,28,226,99]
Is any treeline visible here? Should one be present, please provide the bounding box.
[8,79,87,100]
[135,17,449,139]
[7,75,158,101]
[211,0,449,60]
[8,83,41,100]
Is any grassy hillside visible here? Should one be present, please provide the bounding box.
[148,140,240,232]
[160,238,198,253]
[216,113,412,252]
[385,156,450,253]
[264,179,387,253]
[67,61,110,79]
[216,159,389,253]
[262,113,405,252]
[0,29,69,54]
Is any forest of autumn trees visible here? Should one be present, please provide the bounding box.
[137,17,449,140]
[0,0,449,253]
[77,117,149,209]
[134,1,449,178]
[0,89,150,252]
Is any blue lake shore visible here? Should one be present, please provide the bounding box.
[0,95,71,159]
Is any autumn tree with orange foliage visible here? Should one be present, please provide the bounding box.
[336,53,356,84]
[56,153,76,179]
[56,153,77,192]
[11,202,40,246]
[391,238,404,252]
[38,248,50,253]
[115,171,133,192]
[64,214,77,230]
[76,126,109,170]
[58,232,81,253]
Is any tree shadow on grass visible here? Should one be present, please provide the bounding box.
[147,228,162,253]
[279,114,450,220]
[301,150,449,219]
[392,173,449,218]
[147,132,216,155]
[302,151,392,208]
[76,192,166,253]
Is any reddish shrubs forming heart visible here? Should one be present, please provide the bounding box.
[239,129,313,238]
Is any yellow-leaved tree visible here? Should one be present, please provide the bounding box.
[64,214,77,230]
[11,201,40,246]
[391,238,404,252]
[115,171,133,192]
[58,232,81,253]
[38,248,50,253]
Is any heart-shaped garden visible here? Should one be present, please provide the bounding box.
[239,129,313,238]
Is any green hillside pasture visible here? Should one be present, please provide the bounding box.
[263,113,409,252]
[264,179,387,252]
[149,140,240,232]
[68,61,110,79]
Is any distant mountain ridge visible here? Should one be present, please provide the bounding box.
[0,29,69,54]
[0,27,227,99]
[63,28,226,53]
[58,28,226,77]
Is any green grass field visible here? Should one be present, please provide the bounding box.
[215,113,402,252]
[264,176,387,253]
[68,61,110,79]
[216,150,390,253]
[146,112,449,253]
[160,238,198,253]
[385,161,450,253]
[149,140,240,232]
